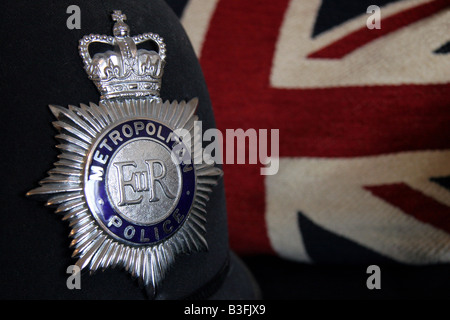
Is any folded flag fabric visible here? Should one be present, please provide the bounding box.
[167,0,450,265]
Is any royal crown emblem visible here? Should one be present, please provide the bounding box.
[79,11,166,100]
[27,10,222,298]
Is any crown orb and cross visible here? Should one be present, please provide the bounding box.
[112,10,127,22]
[112,10,130,37]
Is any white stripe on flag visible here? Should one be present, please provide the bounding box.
[265,150,450,264]
[181,0,220,57]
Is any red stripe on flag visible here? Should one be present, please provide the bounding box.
[308,0,450,59]
[365,183,450,234]
[201,0,292,254]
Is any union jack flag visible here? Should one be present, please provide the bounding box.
[168,0,450,265]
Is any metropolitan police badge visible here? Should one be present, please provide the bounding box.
[27,10,222,297]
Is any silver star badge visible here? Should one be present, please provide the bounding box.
[27,10,222,298]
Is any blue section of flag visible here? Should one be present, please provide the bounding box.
[298,211,398,264]
[434,41,450,54]
[430,176,450,191]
